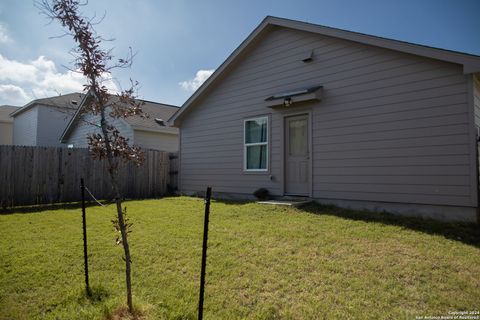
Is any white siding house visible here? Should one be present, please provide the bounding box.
[11,93,81,147]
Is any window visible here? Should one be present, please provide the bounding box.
[244,117,268,171]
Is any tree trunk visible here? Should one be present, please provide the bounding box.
[115,196,133,312]
[97,99,134,313]
[107,158,133,312]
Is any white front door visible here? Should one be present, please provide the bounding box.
[285,114,310,195]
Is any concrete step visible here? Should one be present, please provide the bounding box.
[257,198,312,207]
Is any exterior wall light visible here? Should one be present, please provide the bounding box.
[283,98,292,107]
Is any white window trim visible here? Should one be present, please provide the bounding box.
[244,116,268,172]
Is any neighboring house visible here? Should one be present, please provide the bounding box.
[0,105,20,145]
[170,16,480,223]
[61,94,179,152]
[10,93,82,147]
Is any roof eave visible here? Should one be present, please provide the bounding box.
[59,91,93,143]
[10,100,38,117]
[131,125,179,135]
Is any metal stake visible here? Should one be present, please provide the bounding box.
[198,186,212,320]
[80,178,91,296]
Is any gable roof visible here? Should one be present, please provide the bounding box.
[60,92,179,143]
[10,92,83,117]
[0,105,20,123]
[169,16,480,125]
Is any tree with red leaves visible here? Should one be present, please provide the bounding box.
[39,0,145,313]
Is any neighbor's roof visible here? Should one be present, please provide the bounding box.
[124,99,179,131]
[169,16,480,125]
[60,92,179,143]
[0,105,20,123]
[10,92,83,117]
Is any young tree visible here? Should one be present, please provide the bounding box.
[39,0,144,313]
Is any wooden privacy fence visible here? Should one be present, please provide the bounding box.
[0,145,177,208]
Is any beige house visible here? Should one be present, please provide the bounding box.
[0,106,20,145]
[170,16,480,223]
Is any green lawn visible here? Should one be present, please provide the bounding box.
[0,197,479,320]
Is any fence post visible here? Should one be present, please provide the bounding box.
[198,186,212,320]
[80,178,91,297]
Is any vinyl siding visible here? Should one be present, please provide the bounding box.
[13,106,38,146]
[65,112,133,147]
[179,27,474,207]
[133,130,179,152]
[36,105,75,147]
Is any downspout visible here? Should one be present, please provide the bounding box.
[468,74,480,225]
[477,132,480,225]
[475,74,480,225]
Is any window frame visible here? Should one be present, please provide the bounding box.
[243,116,269,172]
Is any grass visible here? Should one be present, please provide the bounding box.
[0,197,479,319]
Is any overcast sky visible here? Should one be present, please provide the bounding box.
[0,0,479,107]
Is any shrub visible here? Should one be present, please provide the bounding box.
[253,188,270,200]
